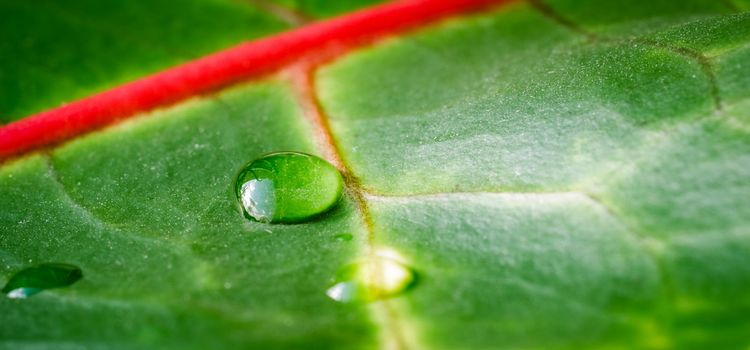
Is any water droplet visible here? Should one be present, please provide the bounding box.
[2,263,83,299]
[326,248,415,303]
[334,233,353,242]
[235,152,344,224]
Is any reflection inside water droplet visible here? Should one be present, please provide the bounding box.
[326,248,415,303]
[2,263,83,299]
[240,179,276,223]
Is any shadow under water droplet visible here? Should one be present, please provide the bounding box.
[2,263,83,299]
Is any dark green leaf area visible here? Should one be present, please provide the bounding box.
[269,0,385,18]
[0,0,288,122]
[539,0,734,36]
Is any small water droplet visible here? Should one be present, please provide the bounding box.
[334,233,353,242]
[326,248,415,303]
[2,263,83,299]
[235,152,344,224]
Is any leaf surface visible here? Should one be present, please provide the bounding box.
[0,0,381,123]
[1,1,749,349]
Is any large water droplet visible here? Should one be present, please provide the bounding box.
[326,248,415,303]
[235,152,344,224]
[2,263,83,299]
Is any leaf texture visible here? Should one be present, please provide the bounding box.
[1,0,749,349]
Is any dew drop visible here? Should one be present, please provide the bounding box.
[326,248,415,303]
[2,263,83,299]
[235,152,344,224]
[334,233,353,242]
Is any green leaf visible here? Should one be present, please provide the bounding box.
[268,0,385,18]
[0,0,382,123]
[1,82,375,349]
[0,0,278,123]
[1,1,749,349]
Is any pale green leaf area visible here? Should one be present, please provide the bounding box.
[316,0,750,348]
[1,0,749,349]
[368,193,660,349]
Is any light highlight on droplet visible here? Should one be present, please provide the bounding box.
[326,248,415,303]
